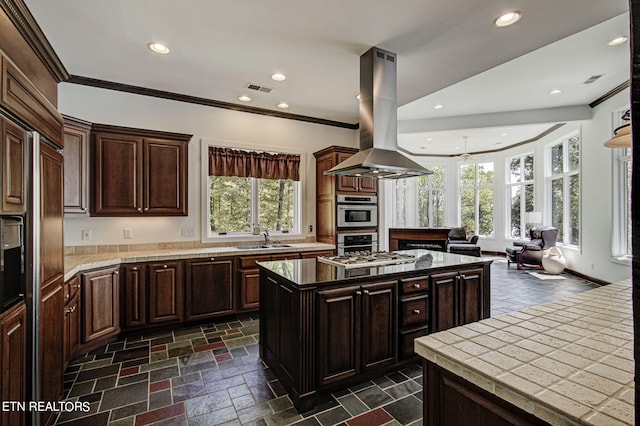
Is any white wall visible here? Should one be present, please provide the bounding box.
[389,89,631,283]
[59,83,357,246]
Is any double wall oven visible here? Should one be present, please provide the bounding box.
[336,194,378,254]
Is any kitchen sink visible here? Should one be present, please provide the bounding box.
[236,244,292,249]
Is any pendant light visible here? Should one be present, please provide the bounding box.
[604,110,632,148]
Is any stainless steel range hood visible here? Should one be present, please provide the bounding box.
[325,47,432,179]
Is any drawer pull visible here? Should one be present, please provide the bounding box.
[211,257,215,261]
[163,264,168,268]
[413,309,421,314]
[413,283,421,289]
[132,267,138,271]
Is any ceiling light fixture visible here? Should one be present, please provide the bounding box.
[147,42,170,54]
[271,73,286,81]
[434,104,444,110]
[277,102,289,109]
[549,89,562,95]
[494,11,522,27]
[604,110,632,148]
[238,95,252,102]
[608,36,628,46]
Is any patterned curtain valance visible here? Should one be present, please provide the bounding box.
[208,147,300,181]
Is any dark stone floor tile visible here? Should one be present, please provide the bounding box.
[99,381,148,411]
[385,380,422,400]
[250,383,275,403]
[174,326,204,337]
[118,372,149,386]
[149,415,188,426]
[180,360,218,376]
[171,382,206,403]
[171,371,201,387]
[315,406,351,426]
[301,395,339,417]
[121,357,150,369]
[188,406,237,426]
[204,375,245,393]
[232,393,256,411]
[269,380,288,397]
[125,340,150,349]
[78,391,103,404]
[168,346,193,359]
[348,380,375,393]
[151,335,175,346]
[55,400,101,423]
[68,380,95,397]
[56,409,109,425]
[184,391,233,418]
[75,365,120,383]
[110,400,149,421]
[355,386,393,409]
[386,371,409,384]
[149,389,173,410]
[382,395,422,424]
[338,394,369,416]
[113,347,150,363]
[264,407,303,426]
[230,347,249,358]
[177,351,214,367]
[149,366,180,383]
[289,418,321,426]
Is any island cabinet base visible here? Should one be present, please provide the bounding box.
[423,361,548,426]
[258,257,491,412]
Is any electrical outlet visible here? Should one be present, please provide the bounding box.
[308,225,313,232]
[123,228,133,239]
[81,229,91,240]
[181,226,195,237]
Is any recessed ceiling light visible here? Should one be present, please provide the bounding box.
[501,133,507,136]
[238,95,252,102]
[494,11,522,27]
[427,138,433,141]
[549,89,562,95]
[434,104,444,110]
[148,42,170,54]
[277,102,289,109]
[608,36,628,46]
[272,73,286,81]
[420,146,427,150]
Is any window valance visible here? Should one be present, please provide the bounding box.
[208,147,300,181]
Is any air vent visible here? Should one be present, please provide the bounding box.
[247,83,272,93]
[583,75,603,85]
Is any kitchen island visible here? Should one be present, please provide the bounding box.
[257,249,492,411]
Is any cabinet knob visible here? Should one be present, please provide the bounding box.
[66,294,70,300]
[137,208,143,213]
[413,283,421,289]
[210,257,215,261]
[144,207,149,211]
[163,264,168,268]
[113,271,119,275]
[363,289,370,295]
[81,208,87,212]
[74,284,81,288]
[413,309,421,314]
[356,290,362,296]
[132,267,138,271]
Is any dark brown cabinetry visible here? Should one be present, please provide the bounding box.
[185,256,234,321]
[148,261,184,325]
[63,116,91,214]
[40,280,64,413]
[121,263,147,329]
[1,116,27,213]
[63,291,80,370]
[430,268,484,333]
[91,124,191,216]
[398,276,429,359]
[317,280,396,386]
[81,266,120,344]
[0,301,26,426]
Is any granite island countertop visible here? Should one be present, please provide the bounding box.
[414,278,633,425]
[64,242,334,281]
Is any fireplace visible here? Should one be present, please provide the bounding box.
[388,228,451,252]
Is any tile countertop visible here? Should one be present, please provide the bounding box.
[414,279,633,425]
[63,243,335,282]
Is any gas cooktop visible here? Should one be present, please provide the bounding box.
[317,251,417,269]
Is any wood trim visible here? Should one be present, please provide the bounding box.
[589,80,630,108]
[62,114,92,130]
[68,75,359,130]
[91,122,192,142]
[0,0,68,82]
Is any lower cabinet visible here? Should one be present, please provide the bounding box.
[148,261,184,325]
[63,292,80,370]
[185,256,234,321]
[40,279,64,410]
[121,263,147,329]
[238,255,271,311]
[398,276,430,359]
[316,280,396,386]
[1,301,26,426]
[81,266,120,343]
[430,268,484,333]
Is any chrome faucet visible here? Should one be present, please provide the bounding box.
[263,230,271,246]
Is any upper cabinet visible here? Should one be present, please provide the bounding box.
[1,116,27,214]
[314,146,377,195]
[63,115,91,214]
[91,124,192,216]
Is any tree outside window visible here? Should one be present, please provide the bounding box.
[459,162,494,237]
[546,135,580,246]
[506,153,535,238]
[394,165,445,227]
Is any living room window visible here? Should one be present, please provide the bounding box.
[546,134,580,246]
[393,165,445,227]
[207,146,301,236]
[506,153,535,238]
[459,162,494,237]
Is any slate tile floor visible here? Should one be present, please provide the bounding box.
[55,258,600,426]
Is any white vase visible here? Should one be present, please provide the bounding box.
[542,246,566,274]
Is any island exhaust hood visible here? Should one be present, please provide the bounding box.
[325,47,432,179]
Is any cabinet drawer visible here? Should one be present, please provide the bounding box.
[65,275,80,303]
[400,295,429,327]
[400,277,429,295]
[239,255,271,268]
[271,253,300,261]
[399,325,428,360]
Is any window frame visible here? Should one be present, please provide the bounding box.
[458,161,495,237]
[391,165,446,228]
[611,109,632,261]
[545,133,581,247]
[201,139,304,243]
[505,153,535,239]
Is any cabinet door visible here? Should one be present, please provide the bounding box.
[40,279,64,407]
[1,117,27,213]
[315,153,335,197]
[186,257,234,320]
[64,292,80,369]
[458,268,484,325]
[121,264,147,329]
[148,261,184,324]
[316,286,360,385]
[143,138,188,215]
[336,153,359,192]
[358,177,377,193]
[40,143,64,289]
[92,132,143,215]
[430,271,458,332]
[81,267,120,342]
[239,269,260,311]
[63,123,89,213]
[361,281,396,371]
[1,302,26,426]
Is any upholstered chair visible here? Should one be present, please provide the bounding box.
[447,227,479,245]
[505,227,559,269]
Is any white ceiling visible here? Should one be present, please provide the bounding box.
[24,0,630,155]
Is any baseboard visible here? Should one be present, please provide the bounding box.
[564,268,609,286]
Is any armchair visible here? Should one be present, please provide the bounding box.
[506,227,558,269]
[447,227,479,245]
